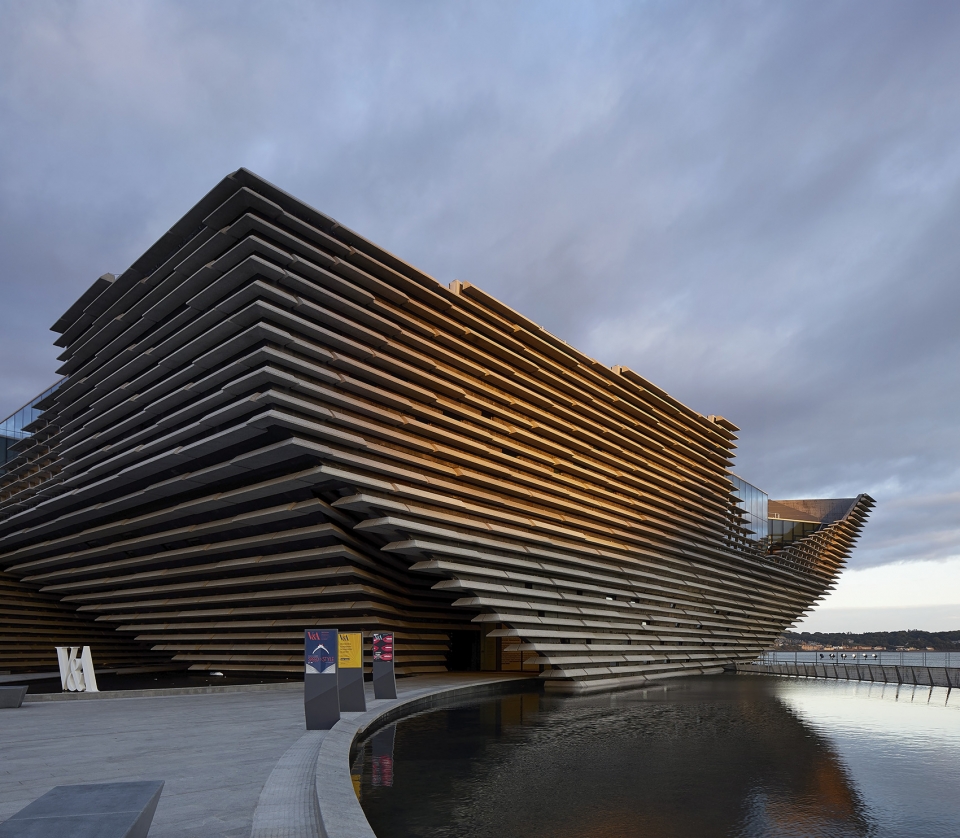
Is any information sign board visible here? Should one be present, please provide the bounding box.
[305,628,337,674]
[304,628,340,729]
[337,631,366,712]
[372,632,397,699]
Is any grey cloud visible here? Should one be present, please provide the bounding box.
[1,0,958,572]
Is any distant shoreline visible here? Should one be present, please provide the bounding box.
[778,629,960,653]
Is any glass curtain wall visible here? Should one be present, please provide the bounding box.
[730,476,827,554]
[0,381,61,469]
[768,518,820,547]
[729,474,768,544]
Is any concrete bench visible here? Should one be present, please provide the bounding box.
[0,686,28,708]
[0,781,164,838]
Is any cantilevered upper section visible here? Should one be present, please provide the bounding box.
[0,170,873,689]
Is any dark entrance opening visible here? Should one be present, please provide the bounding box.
[448,630,481,671]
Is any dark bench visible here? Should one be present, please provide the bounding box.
[0,781,164,838]
[0,686,28,708]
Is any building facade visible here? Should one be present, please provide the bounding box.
[0,170,873,691]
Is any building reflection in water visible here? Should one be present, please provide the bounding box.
[354,676,899,838]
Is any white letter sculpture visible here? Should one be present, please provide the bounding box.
[55,646,99,692]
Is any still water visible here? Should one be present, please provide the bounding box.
[354,674,959,838]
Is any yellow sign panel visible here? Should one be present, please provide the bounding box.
[338,632,362,669]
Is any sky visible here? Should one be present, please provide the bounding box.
[1,1,958,632]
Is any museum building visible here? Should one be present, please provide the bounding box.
[0,170,874,692]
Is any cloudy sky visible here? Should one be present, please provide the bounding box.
[1,1,958,631]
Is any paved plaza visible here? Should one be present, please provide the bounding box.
[0,684,305,838]
[0,673,531,838]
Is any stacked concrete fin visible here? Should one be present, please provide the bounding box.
[0,169,873,689]
[0,569,168,673]
[765,496,875,580]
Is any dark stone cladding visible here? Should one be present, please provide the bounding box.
[0,169,874,690]
[0,571,168,672]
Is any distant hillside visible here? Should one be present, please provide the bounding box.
[778,630,960,651]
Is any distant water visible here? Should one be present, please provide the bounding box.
[354,674,960,838]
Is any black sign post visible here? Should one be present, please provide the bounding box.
[372,632,397,699]
[337,631,366,712]
[304,628,340,730]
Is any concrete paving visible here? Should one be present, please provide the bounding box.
[250,730,325,838]
[0,673,536,838]
[0,683,305,838]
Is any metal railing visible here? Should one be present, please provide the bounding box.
[757,650,956,668]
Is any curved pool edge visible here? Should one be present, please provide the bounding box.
[314,673,536,838]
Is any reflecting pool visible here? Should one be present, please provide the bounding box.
[353,674,959,838]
